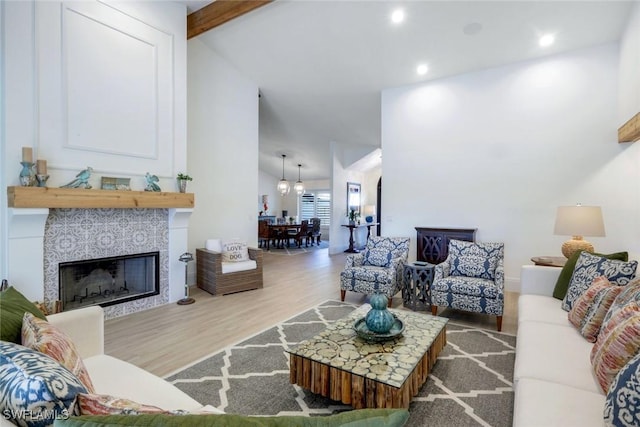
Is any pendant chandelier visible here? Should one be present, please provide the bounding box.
[294,164,305,195]
[277,154,290,196]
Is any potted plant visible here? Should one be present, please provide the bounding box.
[177,173,192,193]
[347,209,360,225]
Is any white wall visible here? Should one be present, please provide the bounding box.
[381,44,640,292]
[362,166,381,227]
[1,1,38,283]
[618,2,640,126]
[3,1,187,190]
[1,0,188,191]
[187,39,259,272]
[258,170,280,218]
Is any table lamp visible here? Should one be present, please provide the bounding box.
[364,205,376,223]
[553,205,605,259]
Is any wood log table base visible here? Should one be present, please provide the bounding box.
[289,325,447,409]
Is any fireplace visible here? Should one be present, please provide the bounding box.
[59,252,160,311]
[9,201,192,319]
[40,208,173,318]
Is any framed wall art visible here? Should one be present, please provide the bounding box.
[347,182,361,215]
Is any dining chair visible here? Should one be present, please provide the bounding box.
[287,220,309,248]
[258,220,276,250]
[308,217,322,245]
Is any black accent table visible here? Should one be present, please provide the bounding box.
[415,227,477,264]
[402,262,435,311]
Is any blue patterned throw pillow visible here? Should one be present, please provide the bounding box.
[363,248,392,268]
[604,352,640,426]
[448,240,504,280]
[0,341,86,427]
[562,252,638,312]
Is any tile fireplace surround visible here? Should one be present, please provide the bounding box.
[8,203,192,319]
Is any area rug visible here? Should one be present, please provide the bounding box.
[265,239,329,256]
[166,301,516,427]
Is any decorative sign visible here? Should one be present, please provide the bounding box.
[101,177,131,191]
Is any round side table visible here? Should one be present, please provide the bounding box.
[402,262,435,311]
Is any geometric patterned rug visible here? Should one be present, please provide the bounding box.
[166,300,516,427]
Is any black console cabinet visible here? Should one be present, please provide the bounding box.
[415,227,477,264]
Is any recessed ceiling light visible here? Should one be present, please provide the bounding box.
[416,64,428,76]
[539,34,555,47]
[391,9,405,24]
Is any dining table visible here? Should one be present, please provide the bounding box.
[267,223,304,249]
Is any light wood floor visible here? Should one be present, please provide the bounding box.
[104,249,519,378]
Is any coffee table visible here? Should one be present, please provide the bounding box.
[287,305,448,409]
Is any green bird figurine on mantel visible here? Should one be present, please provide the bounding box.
[61,166,93,189]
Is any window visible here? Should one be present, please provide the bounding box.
[301,191,331,226]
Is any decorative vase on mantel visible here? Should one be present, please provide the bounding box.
[176,173,192,193]
[365,293,395,334]
[178,179,188,193]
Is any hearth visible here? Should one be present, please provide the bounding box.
[59,252,159,311]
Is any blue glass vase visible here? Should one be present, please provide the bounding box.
[19,161,35,186]
[365,293,395,334]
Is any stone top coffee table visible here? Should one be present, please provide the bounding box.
[287,305,448,409]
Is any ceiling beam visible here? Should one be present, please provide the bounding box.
[618,112,640,143]
[187,0,273,40]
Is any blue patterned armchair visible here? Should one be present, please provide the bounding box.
[431,239,505,331]
[340,236,410,304]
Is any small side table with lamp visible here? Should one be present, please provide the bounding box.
[533,204,605,268]
[553,204,605,259]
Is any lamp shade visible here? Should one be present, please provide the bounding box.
[363,205,376,223]
[277,179,290,195]
[554,205,605,258]
[277,154,290,196]
[294,164,304,195]
[553,205,605,237]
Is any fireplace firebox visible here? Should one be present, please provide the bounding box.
[59,252,160,311]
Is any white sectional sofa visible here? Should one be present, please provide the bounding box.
[514,265,606,427]
[0,305,222,427]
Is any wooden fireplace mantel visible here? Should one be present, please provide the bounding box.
[7,186,194,209]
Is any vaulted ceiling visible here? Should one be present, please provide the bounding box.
[183,1,634,181]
